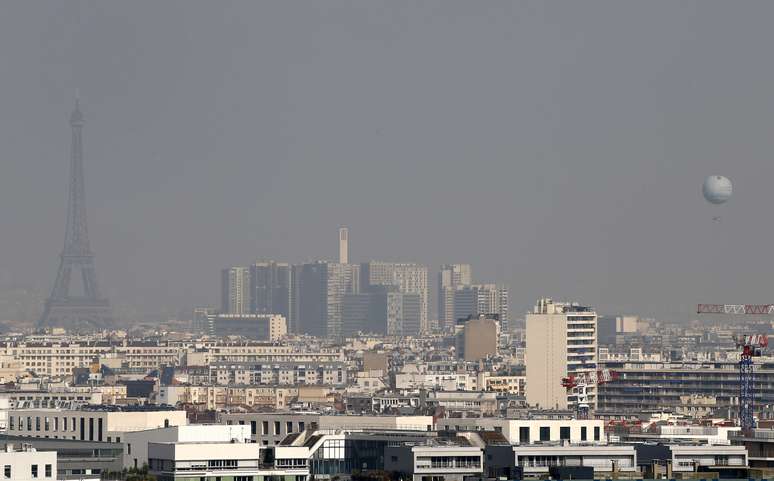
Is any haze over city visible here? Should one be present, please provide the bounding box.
[3,1,774,322]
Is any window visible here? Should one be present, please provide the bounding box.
[250,421,257,435]
[274,421,280,435]
[8,417,13,431]
[45,465,52,478]
[54,418,58,431]
[4,465,10,478]
[539,427,550,441]
[128,444,132,455]
[560,427,570,440]
[31,465,38,478]
[287,421,293,433]
[581,426,587,441]
[519,426,530,443]
[89,418,94,441]
[27,417,32,432]
[298,422,305,432]
[35,417,40,431]
[594,426,600,441]
[262,421,269,436]
[63,417,68,431]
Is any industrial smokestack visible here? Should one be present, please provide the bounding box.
[339,227,349,264]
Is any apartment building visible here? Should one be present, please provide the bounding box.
[123,424,252,469]
[208,362,348,387]
[6,407,187,443]
[437,418,604,445]
[0,342,182,377]
[218,412,320,446]
[526,298,597,410]
[385,442,484,481]
[598,360,774,413]
[158,385,298,410]
[184,345,344,366]
[0,445,57,481]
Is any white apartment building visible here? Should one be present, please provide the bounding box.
[437,418,605,445]
[0,343,181,377]
[6,408,187,443]
[0,445,57,481]
[147,440,307,481]
[184,345,344,366]
[157,385,299,410]
[123,424,252,469]
[394,372,481,391]
[514,444,637,476]
[526,298,598,410]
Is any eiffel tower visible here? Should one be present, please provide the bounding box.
[38,98,113,330]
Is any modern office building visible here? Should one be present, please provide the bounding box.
[526,298,598,410]
[292,261,359,338]
[598,360,774,414]
[453,284,510,331]
[341,286,421,337]
[221,267,250,315]
[360,261,429,332]
[249,261,292,324]
[438,264,472,330]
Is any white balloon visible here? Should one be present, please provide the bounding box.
[703,175,732,205]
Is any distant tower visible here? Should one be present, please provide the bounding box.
[39,98,113,330]
[339,227,349,264]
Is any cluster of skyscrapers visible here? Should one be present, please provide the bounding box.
[217,229,509,338]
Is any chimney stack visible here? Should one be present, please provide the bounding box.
[339,227,349,264]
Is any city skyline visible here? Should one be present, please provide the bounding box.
[3,2,774,323]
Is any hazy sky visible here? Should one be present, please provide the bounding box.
[2,1,774,322]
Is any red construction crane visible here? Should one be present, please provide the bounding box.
[697,304,774,315]
[561,368,619,419]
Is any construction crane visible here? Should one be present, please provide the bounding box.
[561,368,619,419]
[735,334,768,431]
[697,304,770,431]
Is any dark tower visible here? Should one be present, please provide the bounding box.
[38,98,113,330]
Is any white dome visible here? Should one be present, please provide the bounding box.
[703,175,732,205]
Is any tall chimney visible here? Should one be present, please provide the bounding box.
[339,227,349,264]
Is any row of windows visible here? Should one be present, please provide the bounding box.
[3,464,52,479]
[10,416,114,442]
[227,419,306,436]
